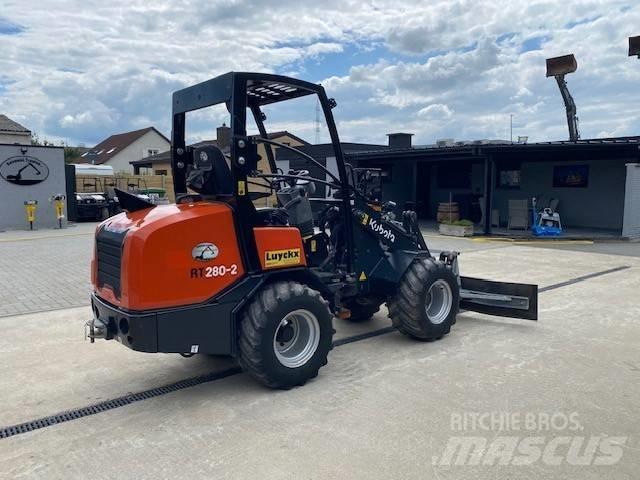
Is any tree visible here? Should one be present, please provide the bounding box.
[64,146,84,163]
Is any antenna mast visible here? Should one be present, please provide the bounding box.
[315,99,321,144]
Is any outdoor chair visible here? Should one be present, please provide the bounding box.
[508,199,529,230]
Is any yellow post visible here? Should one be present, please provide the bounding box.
[51,194,66,229]
[24,200,38,230]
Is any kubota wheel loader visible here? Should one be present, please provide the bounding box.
[86,72,538,389]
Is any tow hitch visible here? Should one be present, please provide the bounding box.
[85,317,109,343]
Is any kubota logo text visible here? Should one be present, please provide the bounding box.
[264,248,301,268]
[369,218,395,242]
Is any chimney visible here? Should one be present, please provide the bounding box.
[386,132,413,148]
[216,123,231,149]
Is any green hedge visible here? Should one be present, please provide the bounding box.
[439,219,474,227]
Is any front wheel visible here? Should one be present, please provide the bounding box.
[388,258,459,341]
[238,281,334,389]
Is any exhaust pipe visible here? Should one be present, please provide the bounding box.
[545,54,580,141]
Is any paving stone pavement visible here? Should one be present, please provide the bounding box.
[0,233,94,317]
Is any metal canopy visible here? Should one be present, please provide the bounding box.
[172,72,319,114]
[246,79,314,106]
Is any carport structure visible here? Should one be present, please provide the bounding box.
[348,136,640,236]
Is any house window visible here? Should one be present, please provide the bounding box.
[497,169,521,188]
[155,169,168,176]
[553,164,589,188]
[146,148,160,157]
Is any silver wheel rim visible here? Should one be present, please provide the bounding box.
[425,279,453,325]
[273,309,320,368]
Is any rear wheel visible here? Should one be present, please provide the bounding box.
[238,281,334,389]
[388,258,459,341]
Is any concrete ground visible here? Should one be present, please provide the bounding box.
[0,228,639,479]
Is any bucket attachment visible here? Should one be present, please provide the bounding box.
[546,54,577,77]
[459,276,538,321]
[629,36,640,57]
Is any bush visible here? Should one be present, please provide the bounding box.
[440,219,474,227]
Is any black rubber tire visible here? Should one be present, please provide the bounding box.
[98,207,109,221]
[342,297,382,322]
[388,257,459,341]
[238,281,334,389]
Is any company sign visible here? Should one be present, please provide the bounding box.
[0,156,50,186]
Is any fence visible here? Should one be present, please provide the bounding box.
[75,174,176,202]
[74,174,281,207]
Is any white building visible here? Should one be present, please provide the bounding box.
[80,127,170,173]
[0,114,31,145]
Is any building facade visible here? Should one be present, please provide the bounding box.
[349,137,640,237]
[79,127,170,173]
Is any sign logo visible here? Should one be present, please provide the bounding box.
[368,218,396,243]
[0,156,50,185]
[264,248,301,268]
[192,242,219,261]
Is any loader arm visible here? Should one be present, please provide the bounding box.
[554,75,580,141]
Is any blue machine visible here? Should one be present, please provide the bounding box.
[531,197,562,237]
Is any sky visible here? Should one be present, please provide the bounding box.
[0,0,639,147]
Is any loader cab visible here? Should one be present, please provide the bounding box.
[170,72,355,274]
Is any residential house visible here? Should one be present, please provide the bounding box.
[0,114,31,145]
[79,127,170,173]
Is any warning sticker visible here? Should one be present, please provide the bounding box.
[264,248,301,268]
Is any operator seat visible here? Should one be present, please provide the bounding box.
[185,145,234,197]
[181,144,287,227]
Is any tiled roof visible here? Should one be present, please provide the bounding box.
[0,114,30,134]
[78,127,169,164]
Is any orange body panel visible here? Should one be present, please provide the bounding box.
[254,227,306,270]
[93,202,245,310]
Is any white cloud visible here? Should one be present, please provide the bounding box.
[418,104,454,119]
[0,0,638,147]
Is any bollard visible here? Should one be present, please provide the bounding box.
[24,200,38,230]
[50,194,66,229]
